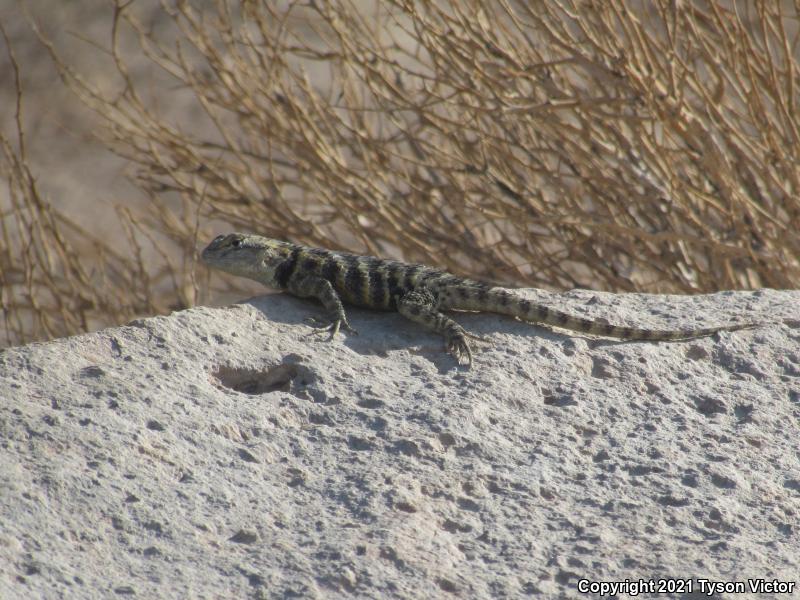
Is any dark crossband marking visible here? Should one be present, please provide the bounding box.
[301,256,320,274]
[369,266,388,309]
[343,262,368,305]
[275,246,301,288]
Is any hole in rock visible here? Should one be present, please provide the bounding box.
[212,361,314,395]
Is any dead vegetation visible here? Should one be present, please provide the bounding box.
[2,0,799,347]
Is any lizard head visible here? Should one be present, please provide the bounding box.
[201,233,294,287]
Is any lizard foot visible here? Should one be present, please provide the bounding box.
[465,331,491,343]
[445,331,473,367]
[305,317,358,340]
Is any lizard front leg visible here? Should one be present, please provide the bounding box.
[287,275,356,339]
[397,288,472,366]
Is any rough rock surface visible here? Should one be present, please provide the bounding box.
[1,288,799,599]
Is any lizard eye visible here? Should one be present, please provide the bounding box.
[231,238,242,248]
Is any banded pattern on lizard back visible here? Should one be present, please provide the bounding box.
[201,233,762,367]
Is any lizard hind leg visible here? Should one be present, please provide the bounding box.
[397,289,473,366]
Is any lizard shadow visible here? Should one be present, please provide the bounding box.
[242,294,648,371]
[240,294,501,371]
[242,294,760,374]
[241,293,418,362]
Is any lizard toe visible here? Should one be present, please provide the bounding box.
[446,333,473,367]
[304,318,341,341]
[305,318,359,341]
[341,320,358,335]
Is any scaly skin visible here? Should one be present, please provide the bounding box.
[201,233,762,366]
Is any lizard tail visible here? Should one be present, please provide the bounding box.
[442,286,761,340]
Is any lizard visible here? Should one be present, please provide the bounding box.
[201,232,763,367]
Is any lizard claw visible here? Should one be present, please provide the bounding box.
[445,332,473,367]
[465,331,490,343]
[305,317,358,340]
[340,321,358,335]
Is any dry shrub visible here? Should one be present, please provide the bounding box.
[0,25,182,347]
[2,0,799,346]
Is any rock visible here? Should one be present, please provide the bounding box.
[1,289,798,598]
